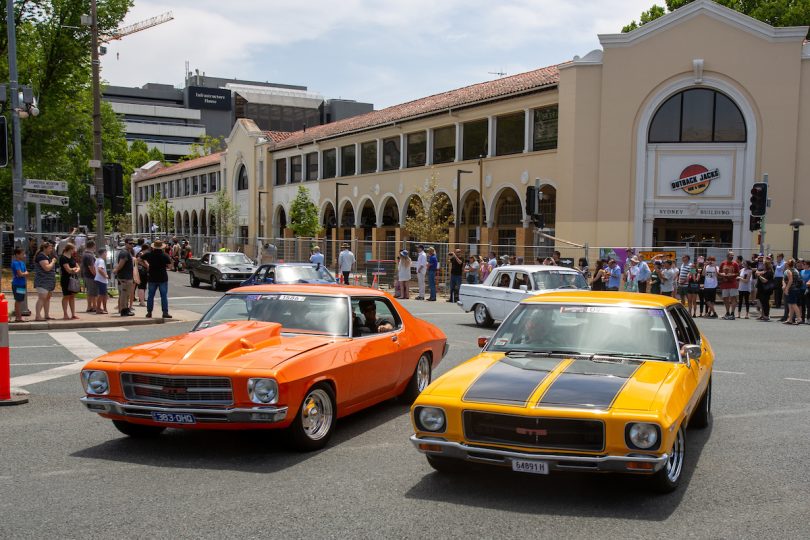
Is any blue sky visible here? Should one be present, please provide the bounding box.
[102,0,655,109]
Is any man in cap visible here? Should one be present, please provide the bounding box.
[141,239,174,319]
[338,242,355,285]
[357,299,393,333]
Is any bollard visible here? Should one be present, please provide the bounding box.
[0,293,29,406]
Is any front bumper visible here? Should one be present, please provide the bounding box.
[81,397,288,424]
[410,435,668,473]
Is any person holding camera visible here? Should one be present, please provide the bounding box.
[448,248,464,303]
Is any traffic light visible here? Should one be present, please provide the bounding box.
[526,185,544,227]
[749,182,767,217]
[749,215,762,232]
[0,116,7,167]
[103,163,124,214]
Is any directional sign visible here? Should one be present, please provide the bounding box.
[24,179,68,191]
[24,192,69,206]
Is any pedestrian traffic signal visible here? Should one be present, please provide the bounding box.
[749,214,762,232]
[749,182,767,217]
[0,116,7,168]
[103,163,124,214]
[526,185,544,228]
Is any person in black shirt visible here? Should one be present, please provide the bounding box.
[59,243,81,320]
[141,240,173,318]
[114,239,136,316]
[448,248,464,303]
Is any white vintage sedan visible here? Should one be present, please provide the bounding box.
[458,265,589,327]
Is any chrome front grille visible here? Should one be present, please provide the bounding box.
[121,373,233,405]
[463,411,605,452]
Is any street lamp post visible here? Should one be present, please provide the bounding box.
[6,0,26,249]
[455,169,473,247]
[90,0,105,250]
[202,196,214,245]
[335,181,348,229]
[257,190,268,255]
[789,218,805,260]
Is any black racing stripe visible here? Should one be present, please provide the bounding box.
[463,357,564,406]
[538,359,643,409]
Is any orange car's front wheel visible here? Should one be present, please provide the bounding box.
[287,383,336,452]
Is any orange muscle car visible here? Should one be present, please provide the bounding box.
[81,285,447,450]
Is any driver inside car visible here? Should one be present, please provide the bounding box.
[357,300,394,334]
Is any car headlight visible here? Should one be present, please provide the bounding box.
[221,273,230,279]
[81,370,109,395]
[415,406,446,432]
[626,423,661,450]
[248,378,278,404]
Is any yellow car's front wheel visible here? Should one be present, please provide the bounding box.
[650,426,685,493]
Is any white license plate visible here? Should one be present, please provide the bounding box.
[511,459,549,475]
[151,412,196,424]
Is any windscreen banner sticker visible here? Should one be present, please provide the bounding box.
[278,295,306,302]
[494,338,509,346]
[559,306,664,317]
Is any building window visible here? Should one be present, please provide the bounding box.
[305,152,318,181]
[322,149,336,179]
[237,166,249,190]
[192,177,198,195]
[648,88,746,143]
[382,137,400,170]
[497,229,517,249]
[275,159,287,186]
[200,173,208,194]
[532,105,558,151]
[495,112,524,156]
[184,178,190,196]
[433,126,455,164]
[290,156,302,183]
[360,141,377,174]
[407,131,426,168]
[341,145,356,176]
[462,119,488,160]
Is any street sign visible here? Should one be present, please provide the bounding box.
[88,159,101,169]
[24,192,69,206]
[24,179,68,191]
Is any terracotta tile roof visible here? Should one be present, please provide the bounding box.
[138,151,224,181]
[263,131,295,143]
[271,63,563,151]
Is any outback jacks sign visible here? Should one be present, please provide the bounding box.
[670,164,719,195]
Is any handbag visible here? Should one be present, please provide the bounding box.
[68,274,81,293]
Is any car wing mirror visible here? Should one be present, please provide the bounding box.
[477,336,489,348]
[680,344,701,364]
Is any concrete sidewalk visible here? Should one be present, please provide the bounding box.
[5,294,199,331]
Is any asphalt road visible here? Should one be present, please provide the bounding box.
[2,283,810,539]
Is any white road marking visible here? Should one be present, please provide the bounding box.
[716,407,810,420]
[12,327,127,335]
[415,312,467,316]
[10,362,76,366]
[10,332,108,388]
[714,370,746,375]
[170,295,219,300]
[167,302,215,307]
[784,377,810,383]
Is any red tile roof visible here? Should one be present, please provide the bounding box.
[264,131,295,143]
[271,63,563,151]
[139,151,224,181]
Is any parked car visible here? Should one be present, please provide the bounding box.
[240,263,336,286]
[411,291,713,493]
[80,285,448,451]
[458,264,589,327]
[187,252,257,290]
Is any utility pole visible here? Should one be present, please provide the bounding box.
[90,0,105,250]
[6,0,26,248]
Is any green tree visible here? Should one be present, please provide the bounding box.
[289,185,321,237]
[623,0,810,37]
[0,0,134,222]
[404,173,453,242]
[209,188,238,240]
[181,135,224,161]
[146,192,174,233]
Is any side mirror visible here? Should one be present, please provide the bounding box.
[477,336,489,348]
[680,344,701,364]
[519,285,528,291]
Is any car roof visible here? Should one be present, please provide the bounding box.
[523,291,681,308]
[493,265,580,273]
[262,262,321,267]
[229,284,386,296]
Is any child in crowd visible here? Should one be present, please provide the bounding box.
[11,248,29,322]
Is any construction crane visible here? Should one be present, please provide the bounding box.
[101,11,174,42]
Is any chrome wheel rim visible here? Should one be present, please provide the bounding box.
[189,273,194,285]
[416,355,431,392]
[301,388,333,441]
[474,305,487,324]
[211,277,217,288]
[665,428,684,483]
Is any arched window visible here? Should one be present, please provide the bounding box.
[648,88,746,143]
[236,165,249,191]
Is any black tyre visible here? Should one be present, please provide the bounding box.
[473,304,494,327]
[210,275,219,291]
[189,272,200,288]
[400,353,431,403]
[690,378,711,429]
[112,420,166,438]
[426,454,468,474]
[649,425,685,493]
[287,383,336,452]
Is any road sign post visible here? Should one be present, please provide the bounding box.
[23,192,69,206]
[24,179,68,191]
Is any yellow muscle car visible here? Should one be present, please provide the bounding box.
[411,292,713,492]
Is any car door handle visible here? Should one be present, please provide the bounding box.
[391,335,398,342]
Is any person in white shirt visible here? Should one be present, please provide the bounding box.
[415,245,427,300]
[94,248,109,314]
[310,245,325,267]
[337,243,355,285]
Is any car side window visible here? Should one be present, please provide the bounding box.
[351,298,401,336]
[670,307,697,345]
[202,254,210,264]
[678,305,701,344]
[513,272,529,290]
[496,272,512,288]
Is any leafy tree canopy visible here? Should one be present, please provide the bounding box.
[404,173,453,243]
[623,0,810,37]
[289,185,321,238]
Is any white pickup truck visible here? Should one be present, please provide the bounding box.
[458,264,589,327]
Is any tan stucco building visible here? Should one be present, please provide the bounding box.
[132,0,810,260]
